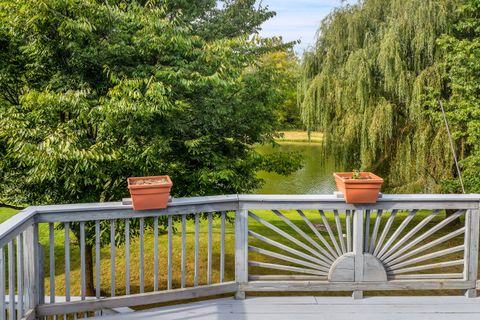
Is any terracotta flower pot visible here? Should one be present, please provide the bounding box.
[334,172,383,204]
[127,175,173,210]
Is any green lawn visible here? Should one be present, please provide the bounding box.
[0,206,18,223]
[0,207,470,298]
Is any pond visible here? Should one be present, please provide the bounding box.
[256,142,342,195]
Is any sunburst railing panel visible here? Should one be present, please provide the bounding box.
[246,205,475,286]
[248,210,353,280]
[364,209,467,281]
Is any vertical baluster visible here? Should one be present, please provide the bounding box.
[95,221,101,317]
[80,222,86,301]
[23,226,37,315]
[464,209,480,298]
[0,247,5,320]
[373,210,397,256]
[220,211,225,283]
[369,210,383,253]
[295,210,336,262]
[377,210,417,260]
[346,210,351,252]
[364,210,371,250]
[194,214,199,287]
[153,217,158,292]
[95,221,100,300]
[37,232,44,309]
[167,216,173,290]
[234,209,248,300]
[8,241,15,320]
[319,210,342,257]
[181,215,186,289]
[207,213,213,285]
[125,219,130,295]
[16,234,24,320]
[64,222,70,303]
[139,218,144,294]
[110,220,116,297]
[49,224,55,305]
[334,210,346,254]
[352,210,364,299]
[464,210,471,284]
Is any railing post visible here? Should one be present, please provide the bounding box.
[235,209,248,300]
[353,210,364,299]
[24,224,42,316]
[38,242,45,307]
[464,208,479,298]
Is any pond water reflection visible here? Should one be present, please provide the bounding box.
[256,142,342,195]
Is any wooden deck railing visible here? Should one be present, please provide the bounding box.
[1,194,479,319]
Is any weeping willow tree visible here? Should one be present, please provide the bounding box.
[299,0,461,192]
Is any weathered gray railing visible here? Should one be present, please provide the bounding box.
[1,194,479,319]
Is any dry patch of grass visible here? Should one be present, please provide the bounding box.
[276,131,323,143]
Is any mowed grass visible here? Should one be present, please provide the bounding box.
[0,207,473,298]
[0,206,18,223]
[276,131,323,143]
[42,216,236,297]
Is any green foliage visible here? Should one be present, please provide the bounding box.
[259,151,303,176]
[299,0,460,192]
[438,0,480,193]
[0,0,300,205]
[352,170,361,179]
[261,50,302,129]
[0,0,302,295]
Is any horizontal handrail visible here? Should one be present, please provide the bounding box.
[35,194,239,223]
[2,194,480,243]
[33,194,480,223]
[238,194,480,210]
[0,207,36,249]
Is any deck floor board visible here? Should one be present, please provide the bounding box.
[91,296,480,320]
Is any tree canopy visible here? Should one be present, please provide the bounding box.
[262,50,302,129]
[439,0,480,193]
[0,0,301,206]
[299,0,464,192]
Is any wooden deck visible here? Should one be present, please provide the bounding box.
[92,296,480,320]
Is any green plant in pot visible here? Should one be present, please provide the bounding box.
[333,170,383,204]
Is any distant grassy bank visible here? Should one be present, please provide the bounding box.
[276,131,323,143]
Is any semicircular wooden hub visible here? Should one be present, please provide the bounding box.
[328,253,387,282]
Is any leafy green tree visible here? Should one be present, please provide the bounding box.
[262,50,302,129]
[159,0,275,40]
[439,0,480,193]
[299,0,460,192]
[0,0,301,295]
[177,0,275,40]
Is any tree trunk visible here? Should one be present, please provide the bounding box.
[445,209,462,227]
[85,244,96,297]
